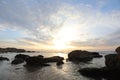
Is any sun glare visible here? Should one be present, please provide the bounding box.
[53,21,79,50]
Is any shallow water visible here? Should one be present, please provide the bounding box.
[0,51,114,80]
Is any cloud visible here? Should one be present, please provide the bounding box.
[70,28,120,50]
[0,0,120,50]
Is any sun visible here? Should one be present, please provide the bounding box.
[53,40,68,50]
[53,21,79,50]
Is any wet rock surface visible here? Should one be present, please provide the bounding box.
[68,50,102,62]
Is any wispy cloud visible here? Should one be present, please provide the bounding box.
[0,0,120,51]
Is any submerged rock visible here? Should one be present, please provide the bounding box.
[68,50,102,62]
[0,56,9,61]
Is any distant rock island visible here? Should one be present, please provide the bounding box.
[0,47,35,53]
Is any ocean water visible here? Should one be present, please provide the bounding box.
[0,51,115,80]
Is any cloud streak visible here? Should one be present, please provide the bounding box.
[0,0,120,51]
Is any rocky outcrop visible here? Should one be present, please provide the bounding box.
[79,46,120,80]
[25,55,47,66]
[105,46,120,70]
[79,67,120,80]
[25,55,64,66]
[44,56,64,63]
[11,58,24,64]
[15,54,30,60]
[0,56,9,61]
[11,54,30,65]
[105,54,120,70]
[0,47,35,53]
[115,46,120,54]
[68,50,102,62]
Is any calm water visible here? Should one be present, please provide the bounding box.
[0,51,115,80]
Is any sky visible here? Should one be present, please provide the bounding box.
[0,0,120,52]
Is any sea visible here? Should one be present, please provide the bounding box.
[0,51,116,80]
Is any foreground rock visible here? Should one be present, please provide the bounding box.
[79,67,120,80]
[105,54,120,70]
[68,50,102,62]
[0,56,9,61]
[11,54,30,64]
[79,46,120,80]
[105,46,120,70]
[25,55,64,66]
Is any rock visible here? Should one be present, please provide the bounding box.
[0,56,9,61]
[78,47,120,80]
[91,52,103,58]
[104,47,120,70]
[25,55,64,66]
[11,58,24,64]
[15,54,30,60]
[78,67,104,79]
[44,56,64,63]
[115,46,120,54]
[26,56,44,65]
[11,54,30,65]
[25,55,50,66]
[68,50,102,62]
[56,60,64,66]
[105,54,120,70]
[37,55,44,58]
[79,67,120,80]
[0,47,35,53]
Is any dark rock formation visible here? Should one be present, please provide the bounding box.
[0,47,35,53]
[115,46,120,54]
[68,50,102,62]
[105,54,120,70]
[25,55,64,66]
[91,52,103,58]
[44,56,64,63]
[0,56,9,61]
[79,67,120,80]
[11,58,24,64]
[15,54,30,60]
[11,54,30,65]
[25,55,46,66]
[79,46,120,80]
[105,46,120,70]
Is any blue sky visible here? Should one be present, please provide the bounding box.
[0,0,120,51]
